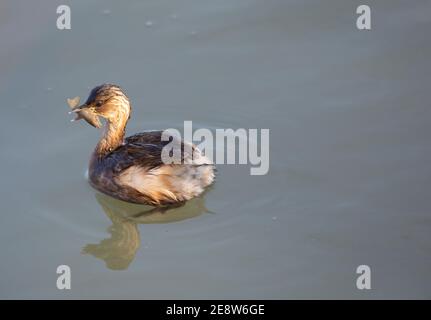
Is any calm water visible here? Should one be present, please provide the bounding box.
[1,0,430,299]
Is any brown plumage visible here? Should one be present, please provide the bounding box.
[70,84,215,206]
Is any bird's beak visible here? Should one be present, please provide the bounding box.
[70,103,89,112]
[68,103,102,129]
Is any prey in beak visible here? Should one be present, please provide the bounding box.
[67,96,102,128]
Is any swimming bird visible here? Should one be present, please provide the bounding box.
[69,84,215,206]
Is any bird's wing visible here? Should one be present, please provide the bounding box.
[105,131,203,174]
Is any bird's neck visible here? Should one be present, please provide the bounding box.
[94,116,128,158]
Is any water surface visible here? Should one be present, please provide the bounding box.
[0,0,430,298]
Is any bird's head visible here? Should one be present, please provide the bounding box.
[69,84,131,128]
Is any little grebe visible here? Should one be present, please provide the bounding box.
[69,84,215,206]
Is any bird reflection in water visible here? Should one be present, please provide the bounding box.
[82,192,209,270]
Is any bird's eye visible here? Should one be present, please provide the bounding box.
[95,101,103,107]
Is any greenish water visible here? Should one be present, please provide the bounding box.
[0,0,430,298]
